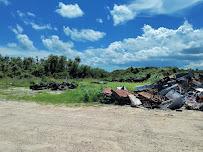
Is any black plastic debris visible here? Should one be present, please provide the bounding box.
[167,97,185,110]
[30,82,78,91]
[158,84,178,96]
[135,84,156,92]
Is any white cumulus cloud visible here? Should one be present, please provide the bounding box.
[41,35,81,58]
[63,27,106,42]
[16,34,36,50]
[56,2,84,18]
[11,25,36,50]
[82,21,203,69]
[111,4,136,26]
[111,0,203,25]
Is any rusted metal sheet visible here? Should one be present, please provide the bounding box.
[197,93,203,103]
[138,92,153,99]
[112,90,132,105]
[137,91,165,108]
[113,90,132,98]
[103,88,113,96]
[138,92,164,103]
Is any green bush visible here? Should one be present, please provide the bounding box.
[83,93,89,103]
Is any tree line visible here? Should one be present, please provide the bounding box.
[0,55,108,79]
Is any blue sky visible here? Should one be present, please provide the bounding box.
[0,0,203,70]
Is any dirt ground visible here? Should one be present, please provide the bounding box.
[0,101,203,152]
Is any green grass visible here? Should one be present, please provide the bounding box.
[0,77,40,88]
[0,78,148,105]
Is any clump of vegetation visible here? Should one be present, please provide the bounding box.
[83,93,89,103]
[0,55,108,80]
[0,54,195,84]
[105,66,189,83]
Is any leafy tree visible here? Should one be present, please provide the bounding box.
[0,54,108,79]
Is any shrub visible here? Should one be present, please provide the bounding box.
[83,93,89,103]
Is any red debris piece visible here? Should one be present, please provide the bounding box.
[197,94,203,103]
[103,88,113,96]
[138,92,163,103]
[112,90,133,105]
[113,90,132,98]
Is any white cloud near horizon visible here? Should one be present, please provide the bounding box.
[16,33,36,51]
[63,27,106,42]
[111,0,203,25]
[0,25,58,58]
[56,2,84,18]
[41,35,81,58]
[2,22,203,70]
[186,61,203,69]
[0,44,51,58]
[82,21,203,69]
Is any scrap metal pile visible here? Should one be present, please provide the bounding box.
[30,82,78,91]
[102,72,203,111]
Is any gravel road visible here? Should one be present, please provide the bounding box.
[0,101,203,152]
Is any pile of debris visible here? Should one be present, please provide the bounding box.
[30,82,78,91]
[101,87,142,107]
[102,72,203,111]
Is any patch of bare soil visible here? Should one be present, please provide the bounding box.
[0,101,202,152]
